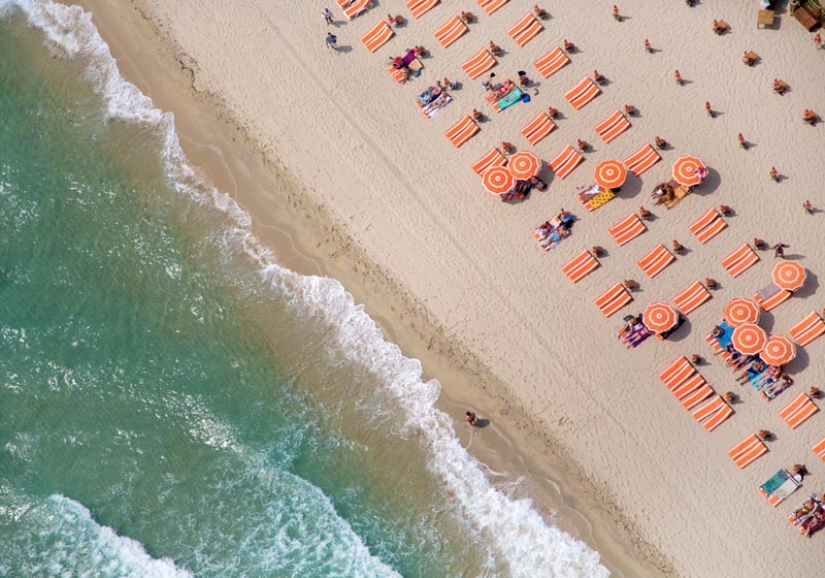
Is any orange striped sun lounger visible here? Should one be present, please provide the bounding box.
[406,0,439,19]
[595,282,633,317]
[673,280,712,316]
[445,115,480,148]
[705,332,733,362]
[790,312,825,347]
[388,66,408,83]
[779,393,819,430]
[461,48,497,79]
[659,356,696,391]
[549,145,583,180]
[343,0,372,20]
[728,434,768,469]
[721,243,760,278]
[694,396,734,432]
[754,289,792,312]
[533,47,570,79]
[521,112,556,146]
[477,0,508,15]
[812,437,825,461]
[680,380,714,411]
[608,213,647,246]
[434,15,469,48]
[623,143,661,176]
[637,244,675,278]
[671,371,705,399]
[507,13,543,47]
[362,21,394,53]
[472,148,506,176]
[689,208,728,245]
[562,250,600,283]
[595,110,631,144]
[564,77,601,110]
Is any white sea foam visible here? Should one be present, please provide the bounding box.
[8,1,611,576]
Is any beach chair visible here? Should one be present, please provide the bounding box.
[595,110,631,144]
[721,243,759,278]
[637,244,675,278]
[727,434,768,469]
[434,15,469,48]
[689,208,727,245]
[549,145,583,180]
[564,78,601,110]
[342,0,372,20]
[779,393,819,430]
[472,148,506,176]
[760,469,801,507]
[362,21,394,53]
[812,437,825,461]
[461,48,497,79]
[694,396,734,432]
[673,280,712,316]
[477,0,509,15]
[754,288,792,312]
[658,356,696,391]
[533,47,570,79]
[406,0,440,19]
[561,249,600,283]
[608,213,647,246]
[595,283,633,317]
[507,13,543,47]
[520,112,556,146]
[623,143,661,177]
[444,115,480,148]
[790,312,825,347]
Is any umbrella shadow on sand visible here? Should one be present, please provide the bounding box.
[692,167,722,196]
[793,270,819,299]
[785,346,810,374]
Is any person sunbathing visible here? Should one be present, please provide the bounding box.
[442,77,458,90]
[711,325,724,338]
[654,136,667,149]
[538,225,569,249]
[529,176,547,191]
[772,78,788,95]
[802,109,819,125]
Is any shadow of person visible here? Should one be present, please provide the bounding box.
[473,418,491,428]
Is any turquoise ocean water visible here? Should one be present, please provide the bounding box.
[0,2,608,577]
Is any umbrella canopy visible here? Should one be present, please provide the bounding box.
[724,297,760,327]
[643,301,679,333]
[761,335,796,365]
[593,159,628,189]
[482,166,516,195]
[772,260,806,292]
[672,155,707,186]
[731,323,768,355]
[508,151,542,179]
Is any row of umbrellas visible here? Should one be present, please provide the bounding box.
[482,154,708,195]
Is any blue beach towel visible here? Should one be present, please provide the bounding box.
[497,88,523,111]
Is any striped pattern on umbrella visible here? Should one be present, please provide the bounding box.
[508,151,541,178]
[724,297,760,327]
[760,335,796,365]
[772,260,806,291]
[643,302,679,333]
[482,166,515,195]
[593,159,627,189]
[731,323,768,355]
[672,155,706,186]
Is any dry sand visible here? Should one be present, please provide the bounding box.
[76,0,825,576]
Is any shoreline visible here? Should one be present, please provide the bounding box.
[69,0,673,575]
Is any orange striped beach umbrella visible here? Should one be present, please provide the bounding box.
[508,151,542,179]
[760,335,796,365]
[482,165,516,195]
[772,260,806,291]
[731,323,768,355]
[593,159,628,189]
[672,155,706,186]
[724,297,760,327]
[643,301,679,333]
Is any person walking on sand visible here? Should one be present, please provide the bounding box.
[814,33,822,49]
[465,411,477,426]
[770,166,779,182]
[674,70,682,85]
[737,133,748,149]
[612,5,621,21]
[705,101,714,117]
[323,8,334,25]
[326,32,339,51]
[773,243,789,258]
[644,39,652,53]
[804,199,814,214]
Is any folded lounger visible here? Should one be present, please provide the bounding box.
[813,437,825,461]
[754,287,792,312]
[461,48,497,79]
[520,112,556,145]
[689,208,728,245]
[727,433,768,469]
[444,115,480,148]
[658,356,696,391]
[342,0,372,20]
[673,280,712,316]
[595,282,633,317]
[507,13,543,47]
[362,21,395,53]
[549,145,583,180]
[790,312,825,347]
[608,213,647,246]
[406,0,440,19]
[472,148,506,176]
[533,47,570,79]
[561,249,600,283]
[477,0,509,15]
[693,396,734,432]
[595,110,631,144]
[760,469,801,507]
[434,15,469,48]
[721,243,759,278]
[623,143,661,177]
[564,77,601,110]
[779,392,819,430]
[637,244,675,278]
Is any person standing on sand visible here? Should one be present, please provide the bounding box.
[326,32,339,52]
[465,411,477,426]
[804,199,814,214]
[773,243,789,258]
[323,8,334,25]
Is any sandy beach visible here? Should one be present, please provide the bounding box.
[71,0,825,576]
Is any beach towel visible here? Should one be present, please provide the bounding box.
[549,145,584,180]
[727,434,768,469]
[361,21,394,52]
[681,382,714,410]
[760,469,801,507]
[472,148,506,176]
[461,48,497,79]
[658,356,696,391]
[623,143,661,176]
[671,371,705,398]
[343,0,372,20]
[673,280,712,316]
[434,15,469,48]
[507,13,543,47]
[564,78,601,110]
[790,312,825,347]
[693,396,734,432]
[622,324,652,347]
[577,185,614,212]
[520,112,556,146]
[477,0,509,15]
[812,437,825,461]
[608,213,646,246]
[594,110,631,144]
[487,87,523,112]
[406,0,439,19]
[637,244,675,278]
[761,378,794,402]
[595,283,633,317]
[388,66,408,84]
[444,114,479,147]
[754,287,792,312]
[779,393,819,430]
[721,243,759,278]
[421,93,453,118]
[561,250,600,283]
[533,47,570,78]
[689,208,727,245]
